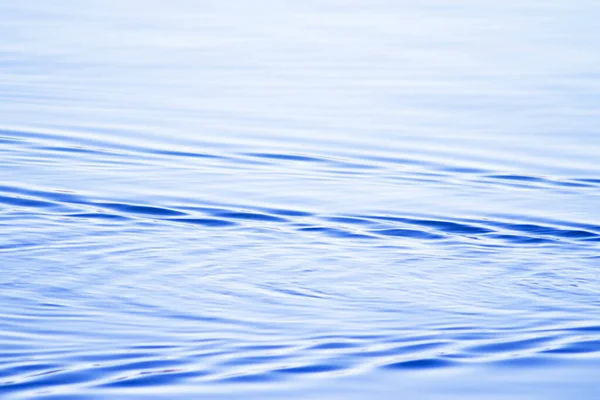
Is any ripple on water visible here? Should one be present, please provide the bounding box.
[1,118,599,399]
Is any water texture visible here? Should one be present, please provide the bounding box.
[1,1,600,399]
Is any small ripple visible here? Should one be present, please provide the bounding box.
[362,155,436,167]
[298,226,375,239]
[541,340,600,355]
[100,370,200,388]
[324,216,378,226]
[218,354,290,368]
[34,145,110,156]
[484,234,555,245]
[349,342,449,360]
[0,194,58,208]
[0,136,24,144]
[409,220,492,235]
[381,357,456,370]
[478,173,600,191]
[257,207,313,217]
[554,180,597,188]
[210,211,288,223]
[218,372,280,383]
[242,152,329,163]
[96,359,185,374]
[274,363,345,374]
[66,213,130,221]
[574,178,600,186]
[309,341,360,350]
[465,336,558,354]
[95,202,187,217]
[0,369,97,393]
[151,149,223,160]
[489,222,599,240]
[167,218,238,228]
[0,362,64,380]
[372,228,445,240]
[486,174,546,182]
[368,215,492,235]
[569,325,600,333]
[440,166,490,174]
[266,286,327,300]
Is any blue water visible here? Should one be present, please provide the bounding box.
[2,1,600,399]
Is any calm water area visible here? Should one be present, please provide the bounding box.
[1,1,600,399]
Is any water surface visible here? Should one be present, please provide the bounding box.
[1,1,600,399]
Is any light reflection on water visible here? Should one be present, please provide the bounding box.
[1,1,599,399]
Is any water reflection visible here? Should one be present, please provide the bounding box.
[1,1,599,399]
